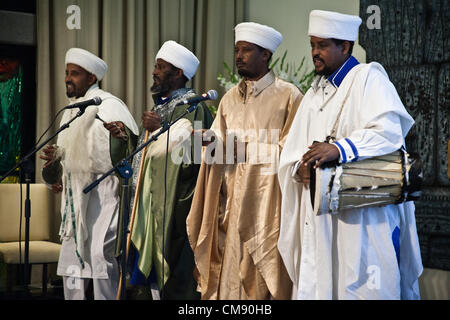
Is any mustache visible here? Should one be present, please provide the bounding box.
[66,82,75,87]
[313,55,324,63]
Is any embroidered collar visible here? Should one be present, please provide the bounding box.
[327,56,359,88]
[238,70,275,99]
[151,87,196,123]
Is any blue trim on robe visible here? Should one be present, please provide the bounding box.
[328,56,360,88]
[344,138,359,162]
[130,250,157,286]
[392,226,400,265]
[156,96,169,105]
[334,141,347,163]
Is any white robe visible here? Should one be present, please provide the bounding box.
[278,62,423,300]
[56,84,138,279]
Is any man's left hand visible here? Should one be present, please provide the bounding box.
[301,142,340,169]
[104,121,128,141]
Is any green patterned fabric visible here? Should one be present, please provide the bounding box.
[0,66,22,176]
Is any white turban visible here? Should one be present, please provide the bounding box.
[65,48,108,81]
[234,22,282,53]
[308,10,362,41]
[155,41,199,80]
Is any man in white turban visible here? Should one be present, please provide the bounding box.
[106,40,213,300]
[40,47,139,300]
[186,22,303,299]
[278,10,423,299]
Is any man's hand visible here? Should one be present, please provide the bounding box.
[192,129,214,147]
[104,121,128,141]
[39,145,59,169]
[301,142,340,169]
[50,181,63,194]
[296,161,312,184]
[142,111,162,132]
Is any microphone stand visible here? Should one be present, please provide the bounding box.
[83,103,199,300]
[21,159,33,297]
[115,161,132,300]
[0,106,89,295]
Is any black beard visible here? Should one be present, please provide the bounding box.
[150,81,171,94]
[313,56,334,77]
[237,68,257,79]
[314,67,333,77]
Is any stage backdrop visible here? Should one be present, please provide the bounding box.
[35,0,244,180]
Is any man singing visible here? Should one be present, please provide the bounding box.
[40,48,138,300]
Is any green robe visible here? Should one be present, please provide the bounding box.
[130,97,213,299]
[111,127,138,259]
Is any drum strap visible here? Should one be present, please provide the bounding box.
[325,71,361,144]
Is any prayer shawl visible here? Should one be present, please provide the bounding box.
[56,84,138,278]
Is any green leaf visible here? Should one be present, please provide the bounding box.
[270,56,280,69]
[280,50,287,71]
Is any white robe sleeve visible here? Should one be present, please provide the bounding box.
[332,66,415,163]
[96,96,139,136]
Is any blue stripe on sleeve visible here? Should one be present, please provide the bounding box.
[345,138,359,162]
[334,141,347,163]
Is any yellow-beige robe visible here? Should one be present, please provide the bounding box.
[187,70,303,299]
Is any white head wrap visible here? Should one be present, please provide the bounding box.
[65,48,108,81]
[308,10,362,41]
[155,41,199,80]
[234,22,282,53]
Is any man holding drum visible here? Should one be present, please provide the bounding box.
[278,10,423,299]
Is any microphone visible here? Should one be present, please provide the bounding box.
[64,96,102,110]
[175,90,218,106]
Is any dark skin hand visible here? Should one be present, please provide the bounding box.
[192,129,212,147]
[297,142,340,183]
[297,162,312,185]
[106,111,161,138]
[142,111,162,132]
[50,182,63,193]
[103,121,128,140]
[192,129,246,162]
[40,145,58,168]
[39,145,63,193]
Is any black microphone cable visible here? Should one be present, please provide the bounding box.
[20,106,65,287]
[35,96,104,149]
[33,108,67,149]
